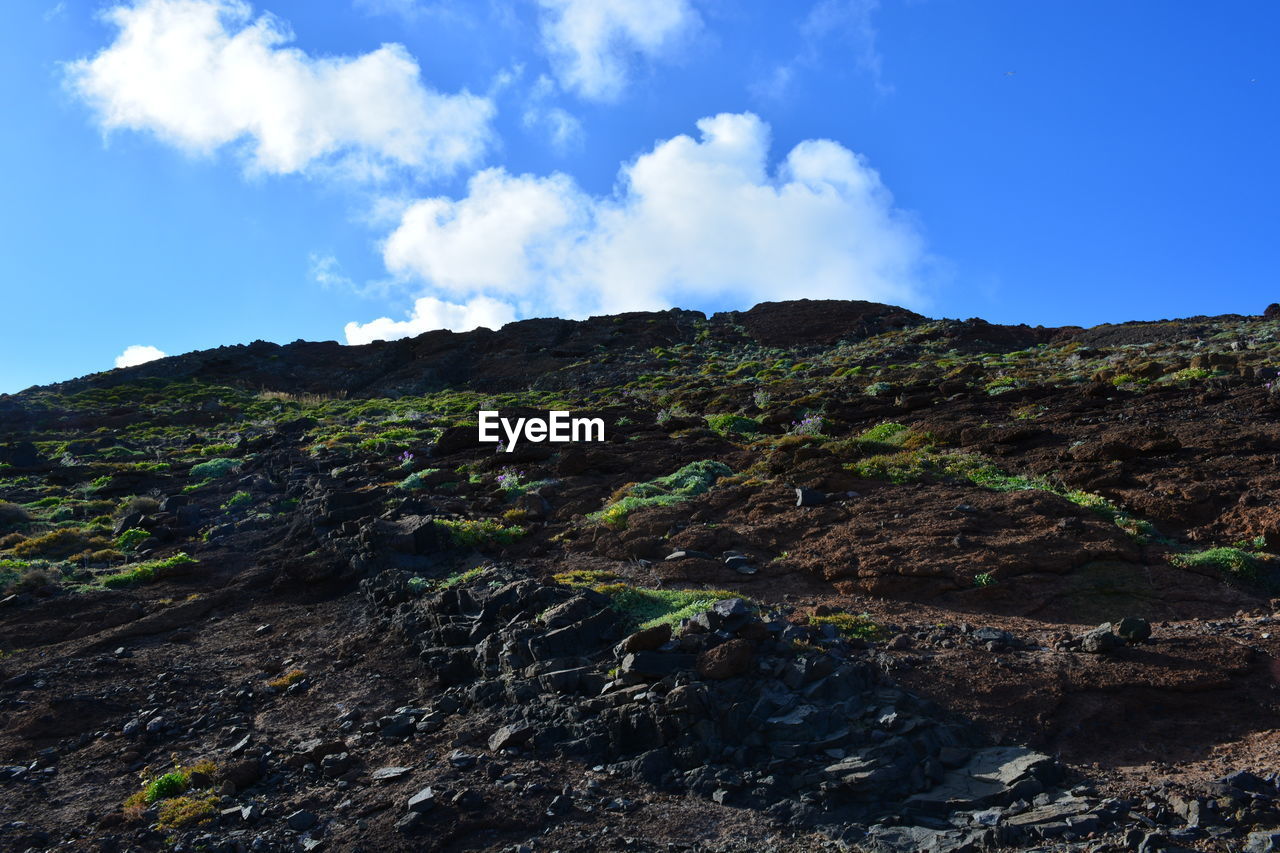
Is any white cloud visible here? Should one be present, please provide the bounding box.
[755,0,891,101]
[309,252,354,291]
[359,111,931,334]
[521,75,584,153]
[115,344,167,368]
[536,0,700,101]
[66,0,494,178]
[344,295,517,344]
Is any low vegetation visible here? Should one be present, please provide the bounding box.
[99,552,197,589]
[435,518,525,548]
[589,460,732,528]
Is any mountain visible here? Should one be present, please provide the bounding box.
[1,299,1278,851]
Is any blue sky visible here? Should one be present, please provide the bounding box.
[1,1,1277,393]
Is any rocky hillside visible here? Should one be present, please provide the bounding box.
[1,299,1279,852]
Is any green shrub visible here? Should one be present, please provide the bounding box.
[0,502,31,530]
[114,528,150,552]
[435,518,525,548]
[705,413,762,437]
[221,491,252,510]
[100,552,197,588]
[189,458,238,479]
[399,471,429,491]
[859,422,909,444]
[144,771,187,803]
[590,460,732,528]
[12,528,107,560]
[116,496,159,518]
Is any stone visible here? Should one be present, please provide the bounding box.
[1115,616,1151,644]
[1265,303,1280,320]
[451,789,485,810]
[1080,623,1123,654]
[396,811,425,834]
[371,766,412,782]
[620,651,695,680]
[1246,831,1280,853]
[664,550,712,561]
[489,723,535,752]
[297,738,346,761]
[796,487,826,507]
[285,810,317,831]
[219,759,262,790]
[696,638,754,680]
[886,634,912,651]
[379,714,415,738]
[618,623,672,653]
[447,749,477,768]
[708,597,754,632]
[321,752,351,778]
[407,786,436,813]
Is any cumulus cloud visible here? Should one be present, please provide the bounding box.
[536,0,700,101]
[66,0,494,178]
[115,344,167,368]
[344,295,517,344]
[360,111,930,333]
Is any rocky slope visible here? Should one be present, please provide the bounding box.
[0,299,1278,852]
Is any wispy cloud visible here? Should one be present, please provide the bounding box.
[347,112,933,341]
[309,253,355,291]
[754,0,892,101]
[521,75,584,153]
[66,0,495,180]
[535,0,701,101]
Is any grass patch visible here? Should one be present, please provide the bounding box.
[156,794,218,830]
[1170,547,1264,580]
[123,759,218,818]
[266,669,306,689]
[221,491,252,510]
[810,611,881,640]
[589,460,732,528]
[11,527,109,560]
[99,552,197,588]
[436,518,525,547]
[705,413,763,438]
[552,568,620,587]
[189,457,238,479]
[595,584,744,631]
[399,469,439,491]
[846,448,1170,543]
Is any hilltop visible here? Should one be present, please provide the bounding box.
[1,298,1279,852]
